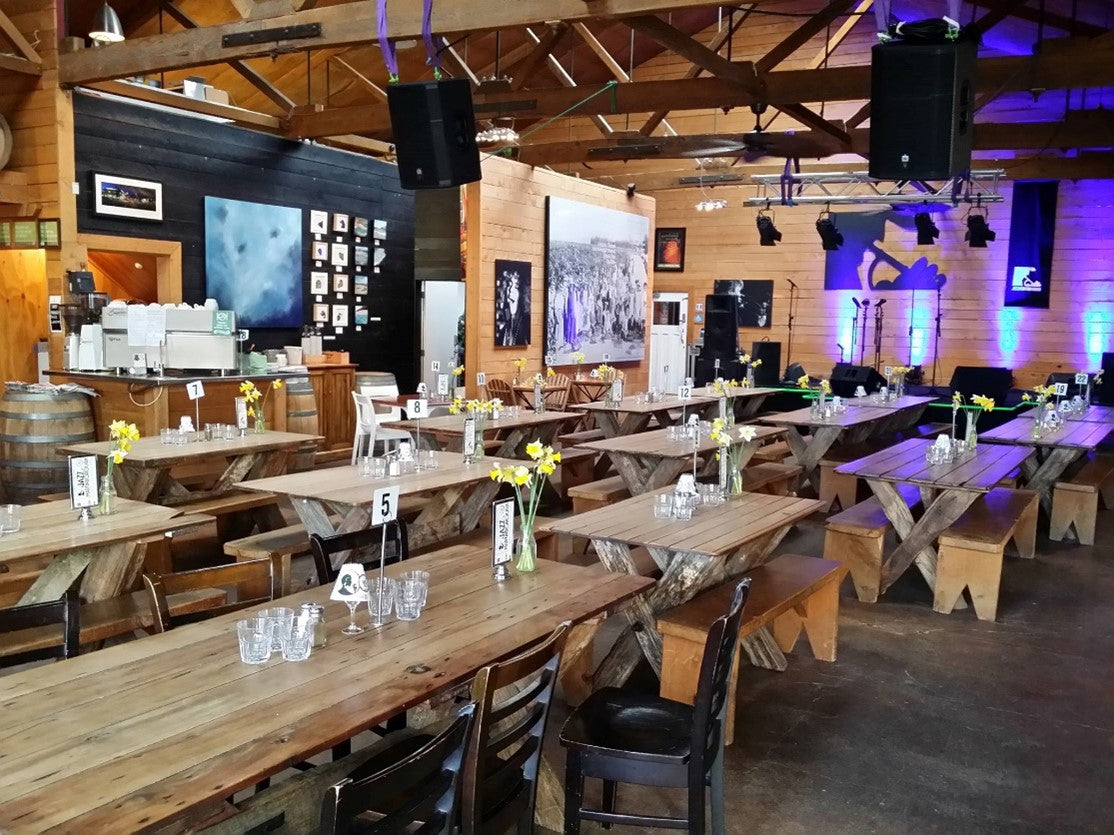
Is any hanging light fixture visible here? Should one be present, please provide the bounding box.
[89,3,125,44]
[756,208,782,246]
[965,207,996,247]
[695,198,728,212]
[475,124,519,146]
[815,208,843,251]
[914,211,940,246]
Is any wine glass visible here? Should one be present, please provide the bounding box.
[342,600,364,634]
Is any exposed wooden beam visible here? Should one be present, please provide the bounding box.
[59,0,772,86]
[966,0,1031,37]
[440,38,481,87]
[755,0,856,74]
[0,52,41,76]
[806,0,871,70]
[84,81,283,131]
[845,102,871,129]
[968,0,1107,36]
[511,24,568,91]
[0,8,42,64]
[230,0,321,20]
[779,105,850,146]
[161,1,295,113]
[328,55,387,101]
[526,26,612,136]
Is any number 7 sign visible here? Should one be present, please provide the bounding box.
[371,485,401,525]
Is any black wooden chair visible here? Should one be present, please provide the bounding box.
[142,556,279,633]
[559,579,751,833]
[0,589,80,668]
[318,704,475,834]
[461,622,569,834]
[310,520,409,585]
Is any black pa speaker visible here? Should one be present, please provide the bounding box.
[387,78,482,189]
[830,363,887,397]
[949,365,1013,404]
[701,295,739,359]
[694,357,743,387]
[750,341,781,387]
[1096,353,1114,406]
[869,40,977,180]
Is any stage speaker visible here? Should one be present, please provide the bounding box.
[830,363,887,397]
[949,365,1013,404]
[700,294,739,359]
[1096,352,1114,406]
[694,357,743,387]
[868,39,977,180]
[387,78,482,189]
[750,341,781,387]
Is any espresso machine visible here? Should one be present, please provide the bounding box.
[101,305,238,372]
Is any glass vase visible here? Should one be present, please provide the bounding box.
[471,414,486,461]
[254,417,266,434]
[98,472,117,516]
[965,413,978,450]
[746,366,755,388]
[516,520,537,573]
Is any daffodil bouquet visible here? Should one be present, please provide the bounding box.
[573,351,587,378]
[739,352,763,386]
[953,392,994,446]
[797,374,832,401]
[239,378,283,431]
[448,396,496,415]
[489,441,560,572]
[101,420,139,514]
[594,363,615,381]
[710,419,758,495]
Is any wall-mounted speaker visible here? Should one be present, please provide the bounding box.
[868,40,977,180]
[830,363,887,397]
[387,78,482,189]
[949,365,1013,404]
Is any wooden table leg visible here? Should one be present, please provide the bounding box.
[1020,446,1083,514]
[735,393,769,420]
[783,425,843,491]
[18,540,146,605]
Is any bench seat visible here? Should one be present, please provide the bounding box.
[818,441,890,512]
[557,428,605,447]
[658,554,842,744]
[411,516,560,563]
[739,461,801,496]
[556,447,597,498]
[1050,455,1114,545]
[750,439,793,464]
[223,523,308,595]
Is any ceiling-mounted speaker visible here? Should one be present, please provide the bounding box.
[387,78,482,190]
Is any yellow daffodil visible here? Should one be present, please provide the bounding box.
[1022,393,1031,402]
[740,353,752,364]
[247,407,255,417]
[512,466,531,485]
[514,357,527,371]
[797,374,810,389]
[272,380,283,389]
[546,367,556,378]
[526,441,543,457]
[452,365,464,377]
[952,392,963,405]
[573,352,586,364]
[110,450,125,465]
[752,359,762,367]
[820,380,832,395]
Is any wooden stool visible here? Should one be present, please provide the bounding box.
[819,458,859,512]
[1050,457,1114,545]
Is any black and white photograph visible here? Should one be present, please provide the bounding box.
[373,219,387,240]
[353,217,369,237]
[333,273,349,294]
[713,279,774,327]
[310,271,328,295]
[312,241,328,261]
[494,259,531,347]
[330,242,349,267]
[544,195,649,364]
[92,173,163,221]
[354,244,369,267]
[309,210,328,235]
[332,213,349,234]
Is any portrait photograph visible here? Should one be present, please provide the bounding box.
[494,259,531,347]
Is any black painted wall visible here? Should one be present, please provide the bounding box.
[73,92,418,389]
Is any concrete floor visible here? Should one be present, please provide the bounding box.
[550,508,1114,833]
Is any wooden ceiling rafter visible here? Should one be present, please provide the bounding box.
[524,25,613,137]
[512,23,570,92]
[0,8,42,76]
[328,54,387,102]
[967,0,1106,37]
[755,0,857,74]
[229,0,322,21]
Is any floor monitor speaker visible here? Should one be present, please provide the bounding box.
[830,363,887,397]
[387,78,482,189]
[949,365,1013,404]
[1096,353,1114,406]
[695,356,742,387]
[868,40,977,180]
[750,341,781,387]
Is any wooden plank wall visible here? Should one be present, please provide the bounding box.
[464,155,655,397]
[0,249,47,381]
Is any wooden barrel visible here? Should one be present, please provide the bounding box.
[285,377,318,472]
[0,389,95,504]
[355,371,397,394]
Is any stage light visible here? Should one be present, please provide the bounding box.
[756,210,782,246]
[965,211,996,247]
[914,211,939,245]
[815,211,843,251]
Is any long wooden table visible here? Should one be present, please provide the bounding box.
[548,490,823,687]
[576,393,719,438]
[1016,404,1113,423]
[383,410,570,458]
[690,385,778,420]
[0,499,211,607]
[835,438,1034,595]
[0,547,651,833]
[576,423,785,494]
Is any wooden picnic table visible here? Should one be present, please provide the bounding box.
[0,547,650,834]
[1016,403,1113,423]
[576,423,786,494]
[240,451,518,550]
[548,490,823,688]
[575,393,720,438]
[690,385,779,420]
[0,498,211,607]
[835,438,1034,596]
[569,377,609,404]
[58,431,321,506]
[383,410,571,458]
[757,395,936,489]
[980,416,1112,514]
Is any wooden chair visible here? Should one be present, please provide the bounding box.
[310,521,410,585]
[484,378,514,405]
[560,579,750,833]
[142,556,278,633]
[318,705,475,835]
[460,622,569,834]
[0,589,80,668]
[545,373,572,410]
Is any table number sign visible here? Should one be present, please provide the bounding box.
[436,374,450,397]
[186,381,205,400]
[430,360,441,373]
[463,416,476,460]
[491,497,515,582]
[678,384,693,401]
[1074,373,1088,386]
[371,485,401,525]
[1053,382,1069,398]
[69,454,99,518]
[476,372,487,387]
[406,398,429,419]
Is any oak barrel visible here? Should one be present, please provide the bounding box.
[0,388,95,504]
[285,377,318,472]
[355,371,397,393]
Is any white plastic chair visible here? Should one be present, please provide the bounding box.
[352,392,380,464]
[358,384,412,453]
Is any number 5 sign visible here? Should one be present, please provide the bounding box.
[371,485,401,525]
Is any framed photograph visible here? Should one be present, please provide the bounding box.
[354,277,369,296]
[373,219,387,240]
[312,303,330,323]
[331,242,349,267]
[494,259,531,347]
[333,273,349,294]
[309,210,328,235]
[332,304,349,327]
[373,248,387,268]
[353,217,369,237]
[355,306,369,325]
[310,271,328,295]
[332,213,350,233]
[312,241,328,261]
[92,173,163,222]
[354,244,369,267]
[713,279,774,328]
[654,227,686,272]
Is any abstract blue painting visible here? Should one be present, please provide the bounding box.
[204,196,303,327]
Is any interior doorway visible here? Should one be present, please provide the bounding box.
[649,292,689,393]
[420,281,466,393]
[74,234,183,303]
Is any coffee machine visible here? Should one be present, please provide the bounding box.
[61,294,109,371]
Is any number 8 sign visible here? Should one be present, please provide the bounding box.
[371,485,401,525]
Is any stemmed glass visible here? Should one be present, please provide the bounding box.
[342,599,364,635]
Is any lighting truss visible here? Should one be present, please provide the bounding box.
[743,169,1005,207]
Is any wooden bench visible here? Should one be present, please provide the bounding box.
[750,439,793,464]
[411,516,560,563]
[557,428,605,447]
[567,476,631,554]
[934,488,1038,621]
[0,587,227,659]
[556,447,598,499]
[175,490,287,541]
[901,422,951,441]
[658,554,842,745]
[223,524,307,595]
[822,483,922,602]
[739,461,802,496]
[1050,456,1114,546]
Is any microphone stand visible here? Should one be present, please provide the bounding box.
[849,300,860,368]
[930,280,944,393]
[858,301,871,366]
[907,288,916,369]
[873,303,885,371]
[785,279,798,371]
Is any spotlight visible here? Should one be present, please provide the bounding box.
[914,211,939,246]
[89,2,125,44]
[815,211,843,251]
[756,210,782,246]
[965,212,996,247]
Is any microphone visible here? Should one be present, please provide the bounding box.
[786,278,798,289]
[851,297,861,308]
[861,299,871,308]
[875,298,887,308]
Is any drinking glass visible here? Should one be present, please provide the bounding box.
[400,570,430,606]
[395,579,424,621]
[258,606,296,652]
[422,449,439,470]
[358,456,373,477]
[0,504,21,534]
[237,618,272,664]
[673,494,694,521]
[281,618,314,661]
[653,493,673,519]
[160,428,174,445]
[366,577,395,626]
[371,458,387,478]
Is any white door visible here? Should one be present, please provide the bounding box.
[420,281,466,394]
[649,292,688,392]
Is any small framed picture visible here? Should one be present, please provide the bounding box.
[331,243,349,267]
[354,277,369,296]
[312,303,329,323]
[373,219,387,240]
[332,305,349,327]
[310,271,328,294]
[91,173,163,222]
[309,210,328,235]
[355,306,369,325]
[333,273,349,294]
[353,217,369,237]
[654,227,686,272]
[312,241,328,261]
[354,245,369,267]
[332,213,350,233]
[373,248,387,268]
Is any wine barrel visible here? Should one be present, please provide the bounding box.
[0,389,95,504]
[284,377,318,472]
[355,371,397,394]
